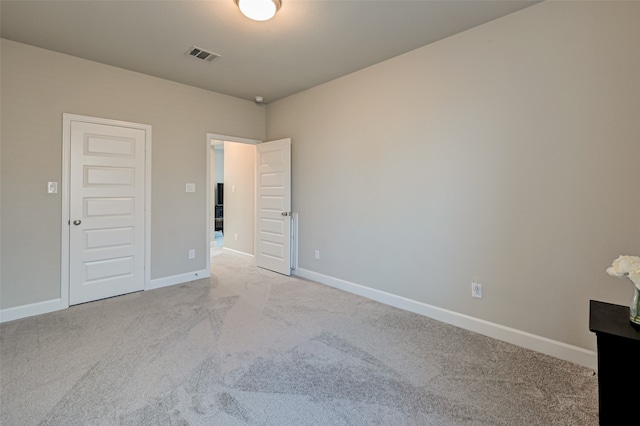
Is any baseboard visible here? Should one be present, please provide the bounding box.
[294,267,597,371]
[222,247,255,259]
[1,269,211,323]
[148,268,210,290]
[0,298,67,323]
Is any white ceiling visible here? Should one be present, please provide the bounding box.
[0,0,540,103]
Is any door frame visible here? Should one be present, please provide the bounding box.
[205,133,261,269]
[61,113,152,308]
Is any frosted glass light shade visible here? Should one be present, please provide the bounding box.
[235,0,281,22]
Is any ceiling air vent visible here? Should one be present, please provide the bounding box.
[185,46,220,63]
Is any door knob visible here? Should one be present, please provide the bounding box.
[73,220,82,225]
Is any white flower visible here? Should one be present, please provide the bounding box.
[629,266,640,291]
[606,255,640,277]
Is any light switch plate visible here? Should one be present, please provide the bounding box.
[47,182,58,194]
[186,183,196,193]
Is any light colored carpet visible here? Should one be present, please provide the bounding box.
[0,251,599,425]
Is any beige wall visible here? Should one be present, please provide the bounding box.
[267,1,640,352]
[1,39,265,309]
[214,148,225,185]
[222,142,255,255]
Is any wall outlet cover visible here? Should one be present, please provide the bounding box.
[472,282,482,299]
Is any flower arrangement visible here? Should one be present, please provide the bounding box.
[607,255,640,289]
[607,255,640,325]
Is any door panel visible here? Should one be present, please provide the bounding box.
[69,121,146,305]
[255,138,291,275]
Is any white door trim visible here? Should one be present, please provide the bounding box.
[61,113,152,307]
[205,132,261,268]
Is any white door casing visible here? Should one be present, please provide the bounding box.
[255,138,292,275]
[62,114,151,306]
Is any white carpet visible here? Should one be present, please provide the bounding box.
[0,251,599,425]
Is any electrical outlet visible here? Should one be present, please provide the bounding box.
[188,249,195,259]
[314,250,320,260]
[472,280,482,299]
[234,233,238,241]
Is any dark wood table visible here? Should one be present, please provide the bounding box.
[589,299,640,425]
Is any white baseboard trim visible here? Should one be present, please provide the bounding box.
[294,267,597,371]
[148,268,210,290]
[222,247,255,259]
[0,298,67,324]
[1,268,211,323]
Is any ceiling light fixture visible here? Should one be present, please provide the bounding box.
[234,0,281,22]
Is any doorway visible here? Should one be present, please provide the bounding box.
[206,133,260,267]
[211,140,224,257]
[205,134,293,276]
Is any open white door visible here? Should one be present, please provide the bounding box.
[255,138,292,275]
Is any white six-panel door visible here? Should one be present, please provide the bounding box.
[255,138,292,275]
[68,120,146,305]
